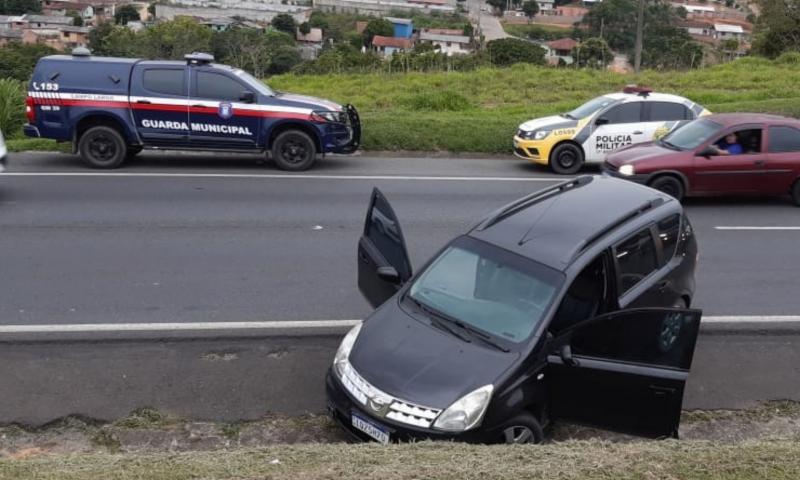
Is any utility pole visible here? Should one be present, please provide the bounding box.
[634,0,645,73]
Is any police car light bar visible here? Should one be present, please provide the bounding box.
[623,85,652,96]
[72,46,91,57]
[185,52,214,65]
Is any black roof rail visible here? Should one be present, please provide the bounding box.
[475,175,594,231]
[569,197,666,262]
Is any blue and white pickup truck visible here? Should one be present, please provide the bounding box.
[24,50,360,170]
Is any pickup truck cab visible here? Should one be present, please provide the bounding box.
[24,49,360,170]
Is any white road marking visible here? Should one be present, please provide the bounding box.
[715,226,800,231]
[3,172,562,182]
[0,316,798,334]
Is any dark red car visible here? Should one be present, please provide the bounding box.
[604,113,800,205]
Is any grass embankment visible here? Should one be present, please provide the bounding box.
[502,22,572,39]
[268,56,800,153]
[2,440,799,479]
[6,138,69,153]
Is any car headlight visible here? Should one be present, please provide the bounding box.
[432,384,493,432]
[618,164,635,176]
[533,130,550,140]
[312,110,343,123]
[333,323,362,378]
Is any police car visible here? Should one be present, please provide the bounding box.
[23,49,360,171]
[0,127,7,173]
[513,87,710,174]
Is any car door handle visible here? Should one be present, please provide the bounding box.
[650,385,676,397]
[136,100,151,104]
[632,130,643,135]
[656,280,671,291]
[192,104,207,108]
[754,160,765,166]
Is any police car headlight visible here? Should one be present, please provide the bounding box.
[619,164,635,176]
[433,385,493,432]
[333,323,362,378]
[533,130,550,140]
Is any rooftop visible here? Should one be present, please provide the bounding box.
[546,37,578,51]
[372,35,414,49]
[714,23,744,33]
[385,16,413,25]
[419,31,470,43]
[24,14,74,24]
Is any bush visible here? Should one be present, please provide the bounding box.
[397,91,473,111]
[0,78,25,139]
[487,38,546,66]
[775,51,800,65]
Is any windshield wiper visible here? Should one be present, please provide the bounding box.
[408,296,472,344]
[453,321,511,353]
[658,139,681,151]
[561,113,576,120]
[408,295,509,353]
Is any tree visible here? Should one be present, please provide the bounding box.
[521,1,539,23]
[486,38,546,66]
[88,21,114,55]
[68,10,84,26]
[572,37,613,68]
[486,0,507,14]
[463,22,474,38]
[637,24,704,69]
[114,4,141,25]
[299,21,311,35]
[142,17,212,59]
[0,0,41,15]
[719,37,740,62]
[271,13,297,35]
[212,29,295,78]
[752,0,800,58]
[580,0,638,51]
[363,18,394,45]
[0,42,56,81]
[268,45,301,74]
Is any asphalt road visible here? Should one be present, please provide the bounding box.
[1,151,799,326]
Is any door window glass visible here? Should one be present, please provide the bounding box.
[601,103,643,124]
[196,71,245,101]
[713,128,762,154]
[656,215,681,265]
[366,194,410,280]
[143,69,186,96]
[569,309,701,370]
[615,228,658,294]
[648,102,691,122]
[768,126,800,153]
[550,254,607,334]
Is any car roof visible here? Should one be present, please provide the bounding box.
[604,91,693,104]
[468,175,676,271]
[700,113,800,127]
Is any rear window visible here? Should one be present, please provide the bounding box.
[648,102,691,122]
[143,69,186,96]
[656,215,681,265]
[768,126,800,153]
[615,228,658,294]
[602,102,643,124]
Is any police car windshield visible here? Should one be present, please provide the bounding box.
[407,239,562,345]
[233,69,275,97]
[661,118,722,150]
[565,96,616,120]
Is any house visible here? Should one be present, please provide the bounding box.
[297,27,323,43]
[371,35,413,57]
[714,23,745,40]
[24,14,74,28]
[538,0,555,11]
[672,3,716,16]
[58,25,90,47]
[386,17,413,38]
[202,17,235,32]
[545,37,578,64]
[419,29,471,55]
[679,19,712,37]
[0,29,23,46]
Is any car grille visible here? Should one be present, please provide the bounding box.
[339,361,442,429]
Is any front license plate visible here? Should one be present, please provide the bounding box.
[351,413,390,444]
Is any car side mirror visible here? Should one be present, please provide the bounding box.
[595,117,609,126]
[239,91,256,104]
[559,344,580,367]
[377,266,401,284]
[697,146,717,158]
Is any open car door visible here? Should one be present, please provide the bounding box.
[547,308,702,438]
[358,188,412,308]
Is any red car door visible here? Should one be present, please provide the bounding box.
[691,125,769,194]
[764,125,800,195]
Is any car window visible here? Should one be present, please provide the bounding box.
[143,69,186,96]
[648,102,691,122]
[656,215,681,266]
[601,102,643,125]
[768,126,800,153]
[569,309,701,370]
[565,96,617,120]
[365,193,410,280]
[662,118,721,150]
[196,71,246,102]
[713,128,762,154]
[550,254,608,335]
[615,228,658,294]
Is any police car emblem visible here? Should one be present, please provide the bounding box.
[218,102,233,119]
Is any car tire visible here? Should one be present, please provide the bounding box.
[78,126,127,169]
[271,130,317,171]
[549,143,584,175]
[791,180,800,206]
[498,413,544,444]
[649,175,685,202]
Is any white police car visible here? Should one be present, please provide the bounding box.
[513,87,710,174]
[0,128,7,173]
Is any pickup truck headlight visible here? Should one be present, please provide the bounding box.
[333,323,362,378]
[312,110,344,123]
[618,164,635,176]
[433,385,493,432]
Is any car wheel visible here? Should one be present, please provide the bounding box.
[791,180,800,206]
[78,126,127,169]
[271,130,317,171]
[498,413,544,444]
[549,143,584,175]
[649,175,685,202]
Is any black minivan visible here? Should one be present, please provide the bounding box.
[326,175,700,444]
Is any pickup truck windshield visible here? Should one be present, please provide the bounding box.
[408,239,562,344]
[233,69,275,97]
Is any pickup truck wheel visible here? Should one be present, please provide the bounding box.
[78,126,126,169]
[271,130,317,171]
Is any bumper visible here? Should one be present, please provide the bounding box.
[601,164,650,184]
[325,104,361,154]
[23,124,41,138]
[513,136,550,165]
[325,368,498,444]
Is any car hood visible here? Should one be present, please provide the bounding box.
[271,92,343,112]
[348,299,520,409]
[518,115,575,132]
[605,142,681,167]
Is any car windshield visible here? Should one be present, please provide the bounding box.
[565,96,617,119]
[233,69,275,97]
[661,118,722,150]
[407,238,562,344]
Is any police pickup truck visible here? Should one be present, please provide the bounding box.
[23,49,360,170]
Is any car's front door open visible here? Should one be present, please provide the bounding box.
[357,188,412,308]
[547,307,702,438]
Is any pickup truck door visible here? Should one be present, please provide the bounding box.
[130,65,190,147]
[188,68,261,150]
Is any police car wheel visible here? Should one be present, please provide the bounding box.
[78,126,126,169]
[272,130,317,171]
[649,175,685,202]
[550,143,584,175]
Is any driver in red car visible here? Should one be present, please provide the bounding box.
[714,132,744,155]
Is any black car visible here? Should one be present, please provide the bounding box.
[326,175,700,444]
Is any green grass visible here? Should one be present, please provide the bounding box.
[6,138,70,153]
[502,23,572,39]
[2,440,799,479]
